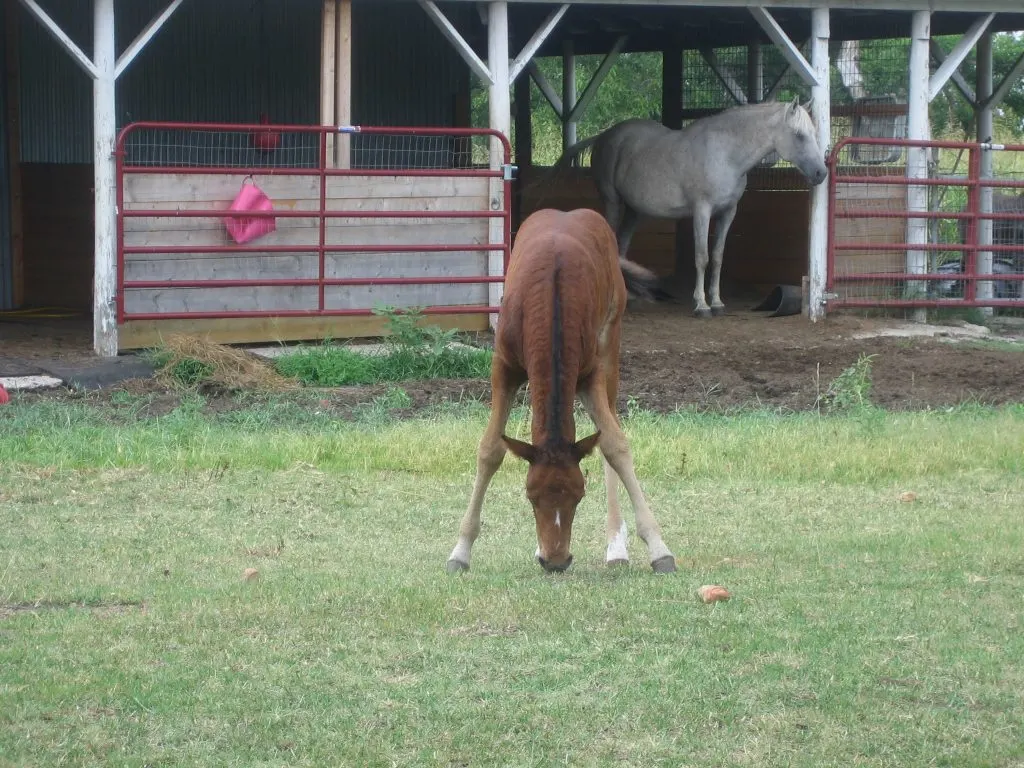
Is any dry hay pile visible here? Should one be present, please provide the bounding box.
[155,334,297,392]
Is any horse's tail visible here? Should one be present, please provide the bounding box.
[619,257,666,302]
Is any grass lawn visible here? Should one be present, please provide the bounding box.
[1,397,1023,767]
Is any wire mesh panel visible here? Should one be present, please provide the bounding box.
[827,137,1024,314]
[116,123,510,324]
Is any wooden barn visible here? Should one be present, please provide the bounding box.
[1,0,1022,355]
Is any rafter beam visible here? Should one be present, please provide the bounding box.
[700,48,746,105]
[928,13,994,102]
[16,0,98,79]
[419,0,492,84]
[930,38,976,105]
[749,7,819,88]
[115,0,185,80]
[983,48,1024,111]
[509,4,569,83]
[567,34,627,123]
[764,61,793,101]
[528,61,563,118]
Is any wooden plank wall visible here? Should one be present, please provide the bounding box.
[519,166,905,298]
[21,163,93,310]
[119,172,493,348]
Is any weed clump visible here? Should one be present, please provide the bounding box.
[822,353,876,412]
[148,335,297,392]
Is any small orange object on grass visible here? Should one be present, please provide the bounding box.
[697,585,731,604]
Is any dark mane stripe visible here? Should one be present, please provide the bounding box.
[547,258,564,443]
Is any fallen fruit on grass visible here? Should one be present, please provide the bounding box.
[243,567,260,582]
[899,491,917,503]
[697,585,730,603]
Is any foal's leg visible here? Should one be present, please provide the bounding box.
[708,203,738,316]
[446,362,522,573]
[691,201,713,318]
[580,380,676,574]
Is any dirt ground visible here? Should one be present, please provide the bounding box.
[4,302,1024,415]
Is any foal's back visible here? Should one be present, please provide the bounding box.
[497,208,625,374]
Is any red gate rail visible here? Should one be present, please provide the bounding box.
[827,136,1024,310]
[115,122,513,323]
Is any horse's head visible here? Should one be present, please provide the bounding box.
[775,98,828,186]
[502,432,601,572]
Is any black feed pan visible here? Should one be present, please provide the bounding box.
[753,284,803,317]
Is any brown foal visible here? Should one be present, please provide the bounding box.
[446,208,677,574]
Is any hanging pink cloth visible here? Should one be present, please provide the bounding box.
[223,177,276,245]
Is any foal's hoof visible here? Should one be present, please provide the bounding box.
[606,558,630,568]
[651,555,678,574]
[711,305,727,317]
[693,307,713,319]
[446,558,470,574]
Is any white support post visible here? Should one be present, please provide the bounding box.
[487,1,510,329]
[747,41,763,104]
[807,8,830,322]
[93,0,117,356]
[907,11,931,324]
[976,31,994,312]
[562,39,577,150]
[701,47,747,105]
[320,0,336,167]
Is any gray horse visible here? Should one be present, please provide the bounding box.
[555,99,829,317]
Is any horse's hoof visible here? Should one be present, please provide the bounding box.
[606,558,630,568]
[711,305,727,317]
[693,307,713,319]
[651,555,678,574]
[446,559,470,574]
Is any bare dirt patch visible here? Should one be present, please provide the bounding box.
[6,305,1024,416]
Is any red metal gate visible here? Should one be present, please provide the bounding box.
[115,122,512,323]
[827,137,1024,310]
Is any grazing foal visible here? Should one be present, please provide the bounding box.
[446,208,677,574]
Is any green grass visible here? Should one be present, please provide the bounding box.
[2,400,1023,766]
[272,342,493,386]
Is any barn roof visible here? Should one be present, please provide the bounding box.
[431,1,1024,55]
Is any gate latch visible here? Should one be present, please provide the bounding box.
[503,164,518,182]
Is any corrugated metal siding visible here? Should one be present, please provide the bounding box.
[17,0,468,165]
[0,1,12,309]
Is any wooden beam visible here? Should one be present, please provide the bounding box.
[764,59,793,100]
[747,41,763,104]
[419,0,492,84]
[528,60,562,118]
[930,38,975,106]
[509,3,568,83]
[114,0,185,80]
[906,10,931,323]
[983,47,1024,111]
[15,0,98,80]
[567,34,626,124]
[562,38,577,148]
[928,13,994,102]
[487,0,510,326]
[662,41,683,129]
[335,0,352,169]
[320,0,336,167]
[749,7,818,89]
[514,72,532,169]
[807,7,829,322]
[4,0,23,307]
[700,47,747,105]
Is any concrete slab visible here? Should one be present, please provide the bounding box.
[39,356,157,392]
[850,322,992,342]
[0,375,64,391]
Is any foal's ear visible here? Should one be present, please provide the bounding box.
[502,435,538,463]
[571,432,602,462]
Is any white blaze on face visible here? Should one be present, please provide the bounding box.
[554,510,561,530]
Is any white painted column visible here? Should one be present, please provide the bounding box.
[93,0,118,356]
[487,1,510,326]
[906,11,932,323]
[976,31,994,311]
[562,39,577,151]
[807,8,830,322]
